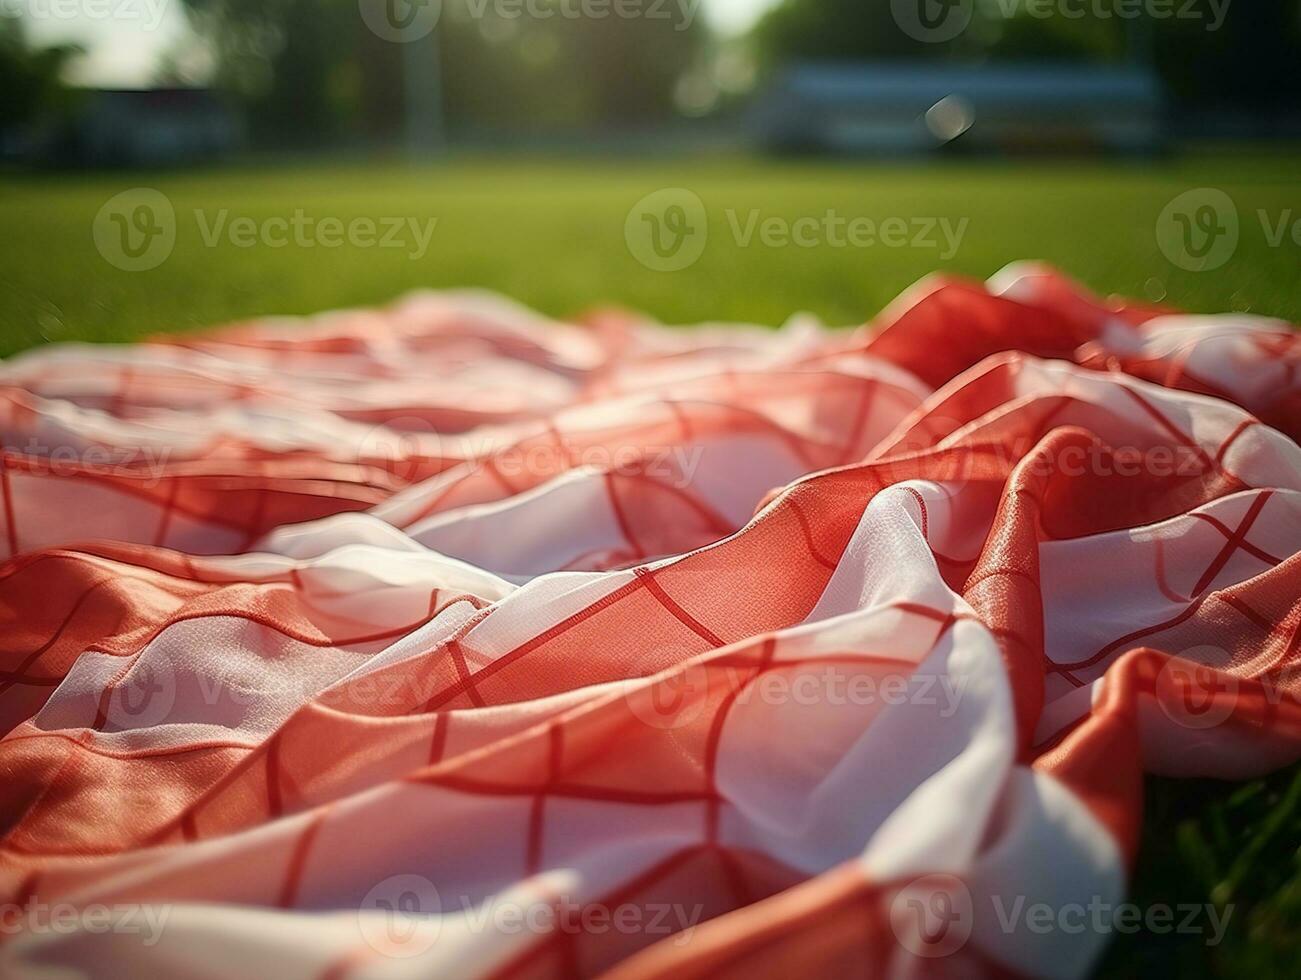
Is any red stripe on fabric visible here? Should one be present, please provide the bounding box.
[606,472,646,561]
[485,846,707,980]
[0,454,18,559]
[526,724,564,876]
[1117,385,1216,472]
[635,567,725,647]
[420,575,647,710]
[413,774,714,806]
[1189,508,1284,567]
[266,734,284,818]
[278,806,331,908]
[783,495,839,570]
[428,712,449,765]
[704,636,775,843]
[447,639,486,708]
[0,575,117,693]
[1214,417,1258,467]
[151,477,181,548]
[1190,490,1273,598]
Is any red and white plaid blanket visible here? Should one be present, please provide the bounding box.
[0,262,1298,978]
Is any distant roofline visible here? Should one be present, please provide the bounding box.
[781,58,1162,75]
[768,60,1165,106]
[73,86,216,96]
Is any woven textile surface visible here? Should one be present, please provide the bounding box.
[0,262,1298,978]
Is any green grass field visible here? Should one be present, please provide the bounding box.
[1,153,1298,975]
[1,151,1300,350]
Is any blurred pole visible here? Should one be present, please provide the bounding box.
[403,24,444,157]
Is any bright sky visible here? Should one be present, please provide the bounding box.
[19,0,193,87]
[15,0,783,87]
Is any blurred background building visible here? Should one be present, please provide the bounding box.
[751,63,1165,155]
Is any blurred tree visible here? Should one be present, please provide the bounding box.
[980,4,1125,62]
[753,0,968,64]
[179,0,365,144]
[179,0,705,145]
[0,15,82,129]
[441,1,705,132]
[1151,0,1301,110]
[752,0,1135,65]
[754,0,1301,115]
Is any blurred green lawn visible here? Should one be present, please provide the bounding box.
[1,151,1299,351]
[0,153,1298,976]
